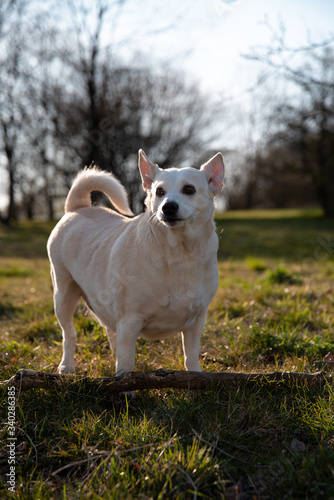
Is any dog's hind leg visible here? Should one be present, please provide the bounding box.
[52,271,81,374]
[106,329,116,353]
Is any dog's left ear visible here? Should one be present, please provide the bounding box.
[138,149,160,191]
[200,152,225,196]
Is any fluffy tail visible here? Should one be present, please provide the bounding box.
[65,168,134,216]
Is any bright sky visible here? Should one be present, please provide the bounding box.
[113,0,334,99]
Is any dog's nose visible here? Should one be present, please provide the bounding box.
[162,201,179,217]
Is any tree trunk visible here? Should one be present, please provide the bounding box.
[1,121,17,224]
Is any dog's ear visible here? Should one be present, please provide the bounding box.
[138,150,159,191]
[200,153,225,196]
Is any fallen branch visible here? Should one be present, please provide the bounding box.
[0,369,332,394]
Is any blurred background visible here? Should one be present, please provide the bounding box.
[0,0,334,221]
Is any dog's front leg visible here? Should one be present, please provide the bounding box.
[181,312,207,372]
[57,321,77,374]
[115,315,143,375]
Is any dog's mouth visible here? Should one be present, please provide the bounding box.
[161,217,184,227]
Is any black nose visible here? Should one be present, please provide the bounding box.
[162,201,179,217]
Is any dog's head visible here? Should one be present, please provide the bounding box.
[138,150,225,228]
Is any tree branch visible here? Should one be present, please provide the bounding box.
[0,369,332,394]
[242,18,334,91]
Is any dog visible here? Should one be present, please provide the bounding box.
[47,149,225,375]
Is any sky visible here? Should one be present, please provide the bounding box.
[112,0,334,101]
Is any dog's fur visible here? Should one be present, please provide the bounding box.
[47,150,225,375]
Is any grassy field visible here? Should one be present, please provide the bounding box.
[0,209,334,499]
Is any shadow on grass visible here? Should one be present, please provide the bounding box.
[1,380,333,499]
[0,301,23,319]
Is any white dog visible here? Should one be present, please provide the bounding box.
[47,150,225,375]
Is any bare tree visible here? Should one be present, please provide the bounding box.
[0,1,30,223]
[244,23,334,216]
[50,1,221,212]
[0,0,70,222]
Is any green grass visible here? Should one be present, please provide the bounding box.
[215,208,333,261]
[0,210,334,499]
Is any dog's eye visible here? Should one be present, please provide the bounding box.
[182,184,196,195]
[156,187,165,197]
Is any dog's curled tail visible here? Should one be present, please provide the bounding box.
[65,168,134,216]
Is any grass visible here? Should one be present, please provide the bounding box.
[215,208,333,261]
[0,209,334,499]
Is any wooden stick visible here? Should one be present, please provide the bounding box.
[0,369,332,394]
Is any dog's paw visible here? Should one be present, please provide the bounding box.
[57,364,75,375]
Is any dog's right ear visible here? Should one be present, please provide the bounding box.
[138,150,159,191]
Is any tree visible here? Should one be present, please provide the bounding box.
[0,0,62,222]
[245,25,334,216]
[55,58,218,211]
[272,47,334,216]
[49,0,220,212]
[0,1,28,223]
